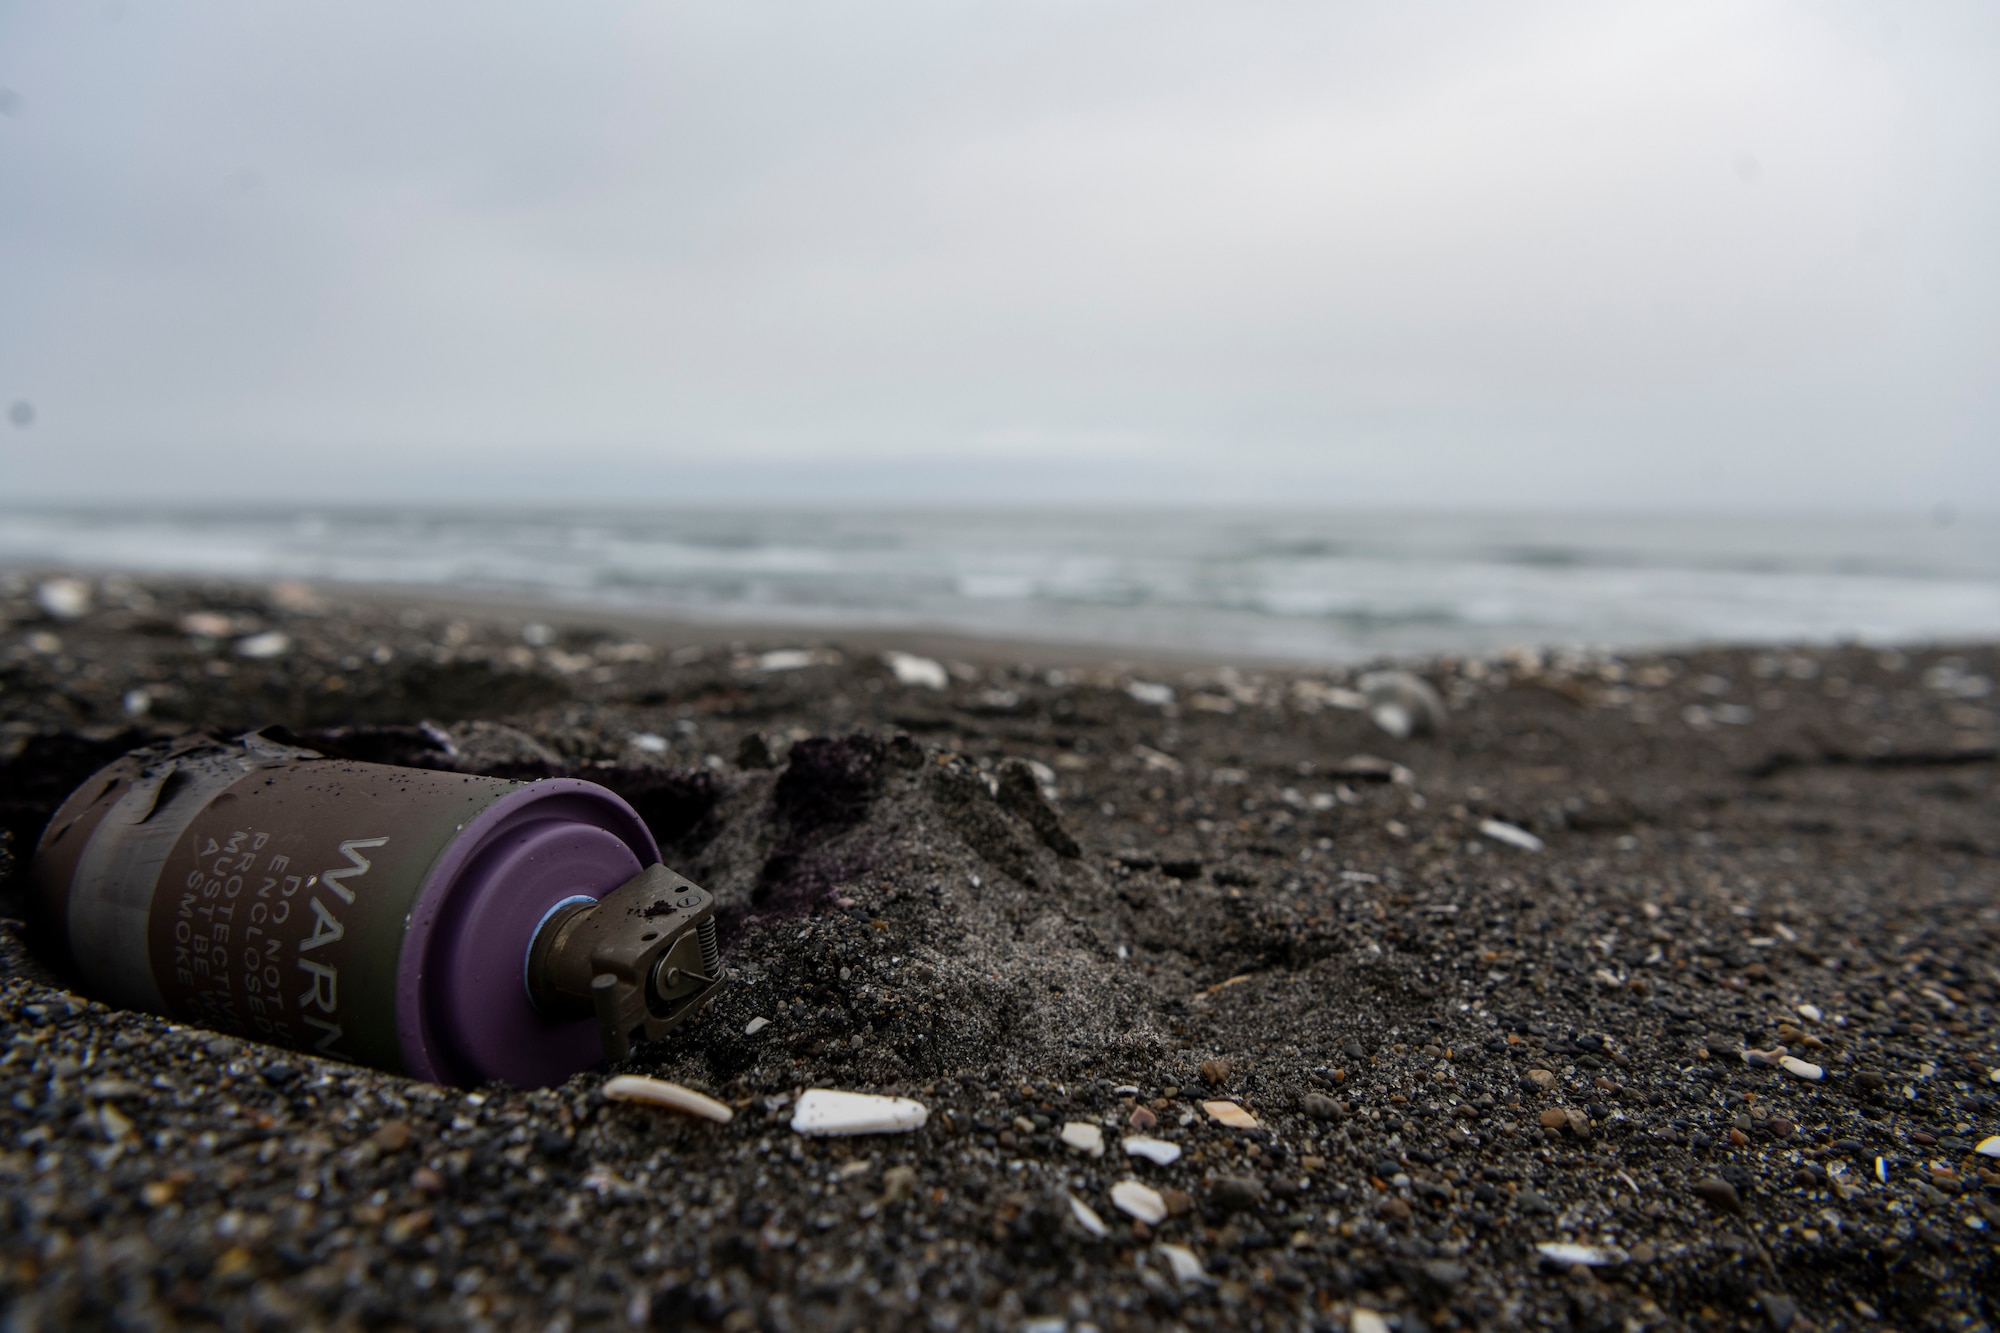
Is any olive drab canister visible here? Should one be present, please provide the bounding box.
[31,733,720,1087]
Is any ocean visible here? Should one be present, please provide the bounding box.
[2,507,1996,663]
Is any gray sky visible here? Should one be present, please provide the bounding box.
[2,1,1996,507]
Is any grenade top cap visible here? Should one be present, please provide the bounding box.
[33,733,716,1088]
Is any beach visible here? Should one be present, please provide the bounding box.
[2,571,1997,1331]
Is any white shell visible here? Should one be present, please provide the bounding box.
[1110,1179,1168,1224]
[1778,1056,1824,1081]
[882,651,949,690]
[1202,1100,1259,1129]
[601,1076,734,1124]
[1479,819,1544,852]
[1068,1194,1108,1237]
[1060,1122,1105,1156]
[744,1017,771,1036]
[1976,1136,2000,1159]
[1797,1004,1823,1022]
[789,1089,928,1137]
[1536,1241,1624,1267]
[1158,1244,1210,1285]
[1123,1135,1183,1165]
[1352,1311,1392,1333]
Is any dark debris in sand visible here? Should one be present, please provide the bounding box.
[2,572,1999,1331]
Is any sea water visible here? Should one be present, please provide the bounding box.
[1,507,1996,662]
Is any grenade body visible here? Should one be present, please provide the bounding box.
[31,733,688,1088]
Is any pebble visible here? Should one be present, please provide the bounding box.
[1301,1092,1341,1120]
[1111,1180,1168,1225]
[756,649,815,671]
[789,1089,927,1136]
[1128,1105,1158,1130]
[1060,1122,1105,1157]
[1976,1136,2000,1159]
[631,733,669,754]
[1351,1310,1392,1333]
[744,1017,771,1036]
[882,651,948,690]
[1538,1109,1569,1130]
[1778,1055,1823,1081]
[1211,1174,1266,1212]
[1479,819,1544,852]
[1692,1177,1743,1213]
[1535,1242,1623,1268]
[1797,1004,1823,1022]
[1525,1068,1556,1090]
[1199,1059,1232,1086]
[1068,1194,1109,1238]
[605,1076,736,1124]
[1202,1100,1259,1129]
[1158,1244,1211,1286]
[1742,1046,1786,1068]
[1123,1136,1182,1166]
[82,1077,145,1101]
[1127,681,1176,707]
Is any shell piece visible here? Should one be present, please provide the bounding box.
[1352,1311,1392,1333]
[1202,1100,1259,1130]
[1479,819,1544,852]
[1123,1135,1183,1165]
[1060,1122,1106,1156]
[1778,1055,1824,1081]
[1975,1136,2000,1159]
[1068,1194,1109,1238]
[1157,1244,1211,1285]
[601,1076,734,1124]
[1535,1241,1625,1267]
[1110,1179,1168,1224]
[744,1017,771,1036]
[789,1089,929,1137]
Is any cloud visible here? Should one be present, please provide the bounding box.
[0,0,1995,506]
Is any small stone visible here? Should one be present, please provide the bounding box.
[412,1167,445,1195]
[1360,670,1446,738]
[1351,1310,1391,1333]
[372,1120,412,1152]
[82,1077,145,1101]
[1526,1069,1557,1090]
[883,651,949,689]
[1203,1100,1259,1129]
[880,1165,919,1203]
[1629,1242,1656,1264]
[1693,1177,1743,1213]
[1060,1122,1105,1157]
[1211,1174,1266,1212]
[1855,1071,1887,1091]
[1377,1196,1412,1222]
[1111,1179,1168,1225]
[1342,1039,1367,1060]
[1539,1108,1569,1130]
[36,577,92,619]
[1200,1059,1233,1086]
[1978,1136,2000,1159]
[1129,1105,1158,1130]
[1729,1128,1750,1146]
[1301,1092,1341,1120]
[1760,1292,1800,1332]
[212,1246,257,1286]
[1743,1046,1786,1068]
[744,1017,771,1036]
[1797,1004,1823,1022]
[1068,1194,1109,1238]
[1123,1136,1182,1166]
[1778,1056,1823,1081]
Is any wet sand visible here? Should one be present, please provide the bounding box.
[2,571,1998,1331]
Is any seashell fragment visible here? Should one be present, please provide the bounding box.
[1123,1135,1183,1165]
[1202,1100,1259,1129]
[1060,1122,1105,1156]
[1778,1055,1823,1081]
[789,1088,928,1137]
[1536,1241,1625,1267]
[602,1076,734,1124]
[1110,1179,1167,1224]
[1068,1194,1109,1237]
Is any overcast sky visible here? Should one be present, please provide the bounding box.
[2,1,1996,507]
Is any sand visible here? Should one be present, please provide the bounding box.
[2,570,1998,1331]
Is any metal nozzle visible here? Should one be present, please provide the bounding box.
[525,864,721,1064]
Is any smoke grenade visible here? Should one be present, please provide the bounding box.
[30,732,719,1087]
